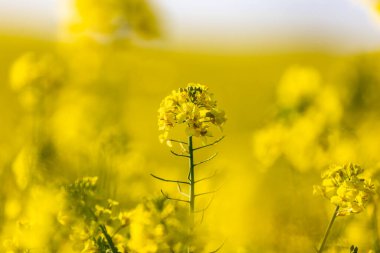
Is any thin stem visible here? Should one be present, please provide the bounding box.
[150,173,190,185]
[188,136,195,215]
[318,206,339,253]
[194,153,218,167]
[195,170,218,183]
[194,194,215,213]
[194,189,219,197]
[177,182,190,197]
[168,139,188,145]
[161,189,190,203]
[99,224,119,253]
[188,136,195,253]
[111,224,127,238]
[193,136,225,151]
[210,239,227,253]
[171,150,190,158]
[372,201,380,252]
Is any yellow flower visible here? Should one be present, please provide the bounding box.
[9,52,65,109]
[70,0,159,40]
[158,83,226,145]
[276,65,321,109]
[314,163,375,216]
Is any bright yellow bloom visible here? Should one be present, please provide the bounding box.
[158,83,226,145]
[314,163,375,216]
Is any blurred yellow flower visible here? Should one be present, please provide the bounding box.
[127,198,199,253]
[69,0,159,41]
[252,123,287,168]
[277,65,321,109]
[10,52,65,92]
[314,163,375,216]
[9,52,65,109]
[158,83,226,145]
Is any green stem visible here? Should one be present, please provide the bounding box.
[372,202,380,252]
[318,206,339,253]
[188,136,195,253]
[188,136,195,216]
[99,224,119,253]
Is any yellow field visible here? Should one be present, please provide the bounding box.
[0,3,380,251]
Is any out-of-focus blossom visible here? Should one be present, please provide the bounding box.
[252,123,287,168]
[313,163,376,216]
[69,0,159,42]
[9,52,65,109]
[127,198,204,253]
[252,65,346,172]
[277,66,321,109]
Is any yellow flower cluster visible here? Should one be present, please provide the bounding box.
[252,66,345,172]
[158,83,226,145]
[55,176,206,252]
[313,163,376,216]
[127,199,200,253]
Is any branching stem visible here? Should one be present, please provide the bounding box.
[171,150,190,158]
[195,170,218,183]
[156,135,224,253]
[177,182,190,197]
[194,153,218,167]
[161,189,190,203]
[193,136,225,151]
[168,139,188,145]
[195,189,219,197]
[150,173,190,185]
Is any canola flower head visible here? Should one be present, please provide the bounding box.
[313,163,376,216]
[158,83,226,145]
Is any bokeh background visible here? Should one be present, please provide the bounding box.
[1,0,380,252]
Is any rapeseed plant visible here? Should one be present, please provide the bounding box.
[61,176,127,253]
[58,176,198,253]
[154,83,226,251]
[314,163,376,252]
[4,1,380,251]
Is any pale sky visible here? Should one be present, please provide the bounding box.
[1,0,380,51]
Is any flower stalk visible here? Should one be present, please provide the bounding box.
[154,83,227,252]
[314,163,376,252]
[99,224,119,253]
[317,206,339,253]
[188,136,195,216]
